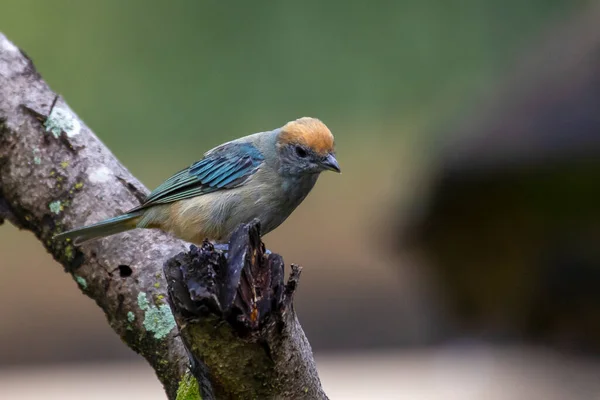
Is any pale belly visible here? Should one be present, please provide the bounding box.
[153,174,318,245]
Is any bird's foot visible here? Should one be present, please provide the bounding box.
[213,242,270,255]
[212,243,229,253]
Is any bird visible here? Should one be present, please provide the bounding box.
[55,117,340,248]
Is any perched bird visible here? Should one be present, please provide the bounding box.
[55,117,340,247]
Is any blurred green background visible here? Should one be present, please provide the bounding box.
[1,0,578,163]
[2,1,599,399]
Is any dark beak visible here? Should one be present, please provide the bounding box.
[321,153,341,173]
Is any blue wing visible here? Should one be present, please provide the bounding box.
[131,142,264,210]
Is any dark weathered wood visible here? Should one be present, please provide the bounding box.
[0,32,327,399]
[164,220,328,400]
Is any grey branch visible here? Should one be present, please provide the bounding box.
[0,33,327,399]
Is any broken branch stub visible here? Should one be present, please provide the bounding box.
[164,219,327,400]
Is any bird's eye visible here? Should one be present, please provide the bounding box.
[295,146,308,158]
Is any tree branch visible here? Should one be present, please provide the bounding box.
[165,220,327,399]
[0,33,327,399]
[0,32,189,398]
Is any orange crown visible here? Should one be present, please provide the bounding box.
[279,117,335,155]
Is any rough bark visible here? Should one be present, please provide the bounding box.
[0,32,189,398]
[165,220,327,400]
[0,33,326,399]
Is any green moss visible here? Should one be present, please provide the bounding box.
[49,200,62,214]
[145,304,176,340]
[127,311,135,322]
[60,161,69,168]
[153,294,166,307]
[153,282,160,288]
[138,292,176,340]
[44,107,81,138]
[74,275,87,289]
[138,292,150,310]
[64,244,75,261]
[185,317,278,398]
[176,372,201,400]
[33,148,41,165]
[74,182,84,190]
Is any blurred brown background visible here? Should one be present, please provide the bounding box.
[1,1,600,398]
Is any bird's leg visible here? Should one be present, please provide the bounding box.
[212,241,271,254]
[212,243,229,252]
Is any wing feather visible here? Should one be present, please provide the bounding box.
[130,142,264,211]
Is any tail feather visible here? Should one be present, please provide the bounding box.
[54,211,143,245]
